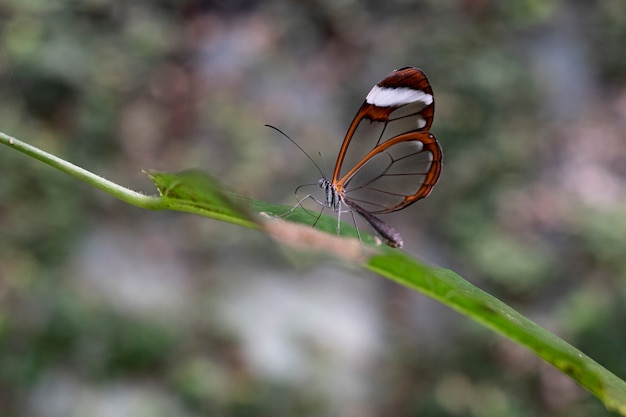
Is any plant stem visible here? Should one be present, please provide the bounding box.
[0,131,164,210]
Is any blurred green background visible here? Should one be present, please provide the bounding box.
[1,1,626,416]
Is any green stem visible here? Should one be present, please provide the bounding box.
[0,131,164,210]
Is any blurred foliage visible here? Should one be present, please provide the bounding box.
[1,0,626,416]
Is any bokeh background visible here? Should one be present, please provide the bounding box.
[1,1,626,416]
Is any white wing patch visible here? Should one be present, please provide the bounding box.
[366,85,433,108]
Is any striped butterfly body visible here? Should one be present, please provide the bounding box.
[319,67,442,248]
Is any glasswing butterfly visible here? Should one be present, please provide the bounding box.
[278,67,442,248]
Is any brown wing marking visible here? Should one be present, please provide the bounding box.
[336,131,442,213]
[332,67,434,182]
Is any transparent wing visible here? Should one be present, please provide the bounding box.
[333,67,434,182]
[337,132,442,214]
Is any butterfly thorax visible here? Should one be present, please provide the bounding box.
[319,178,342,211]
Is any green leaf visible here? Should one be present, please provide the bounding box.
[2,130,626,415]
[367,250,626,414]
[146,169,258,229]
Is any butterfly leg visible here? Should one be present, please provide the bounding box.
[311,206,326,228]
[336,200,343,235]
[349,209,363,244]
[279,193,313,218]
[280,191,327,218]
[280,193,329,231]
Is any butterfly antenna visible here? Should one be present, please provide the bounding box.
[265,124,325,178]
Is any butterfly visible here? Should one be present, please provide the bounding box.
[277,67,442,248]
